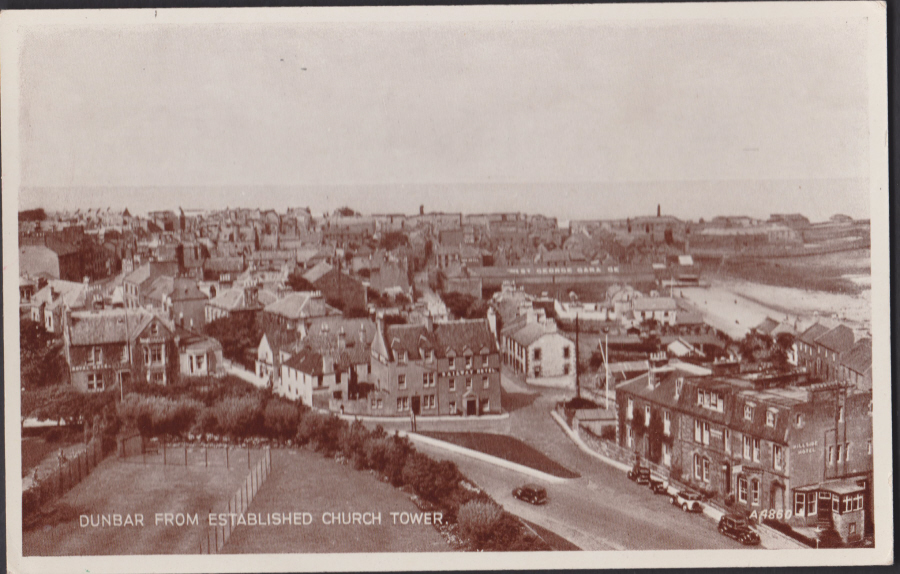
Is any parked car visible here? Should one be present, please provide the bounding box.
[512,483,548,505]
[649,478,669,495]
[718,514,761,546]
[671,490,704,513]
[627,465,651,485]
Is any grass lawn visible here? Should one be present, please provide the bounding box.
[23,447,263,556]
[418,432,580,479]
[521,519,582,551]
[224,449,449,553]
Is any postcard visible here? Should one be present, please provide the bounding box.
[2,3,891,572]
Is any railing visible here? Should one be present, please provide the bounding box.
[199,447,272,553]
[23,438,107,518]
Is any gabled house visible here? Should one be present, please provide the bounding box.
[501,313,575,384]
[64,309,178,391]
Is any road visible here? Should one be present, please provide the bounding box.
[414,371,747,551]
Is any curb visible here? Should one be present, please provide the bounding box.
[334,412,510,424]
[400,431,569,484]
[549,410,631,473]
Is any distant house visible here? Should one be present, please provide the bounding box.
[178,335,225,379]
[797,323,857,380]
[278,347,350,407]
[259,291,341,331]
[501,313,575,383]
[166,278,209,331]
[368,261,412,298]
[838,339,872,390]
[123,261,179,309]
[203,257,245,284]
[256,328,300,385]
[28,280,91,333]
[629,296,678,327]
[205,285,265,323]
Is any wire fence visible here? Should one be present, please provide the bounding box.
[123,440,268,470]
[23,438,107,516]
[199,446,273,554]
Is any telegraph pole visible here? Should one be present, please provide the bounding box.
[575,314,580,400]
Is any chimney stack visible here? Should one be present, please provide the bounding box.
[426,313,434,333]
[648,369,656,390]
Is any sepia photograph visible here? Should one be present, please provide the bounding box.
[1,3,891,572]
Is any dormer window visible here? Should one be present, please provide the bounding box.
[766,410,776,427]
[88,346,102,366]
[744,405,754,421]
[150,323,159,336]
[795,413,804,427]
[465,356,473,369]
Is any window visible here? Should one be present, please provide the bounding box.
[703,423,710,445]
[832,497,839,513]
[724,429,732,453]
[563,346,571,359]
[710,393,718,411]
[150,371,164,384]
[397,374,406,389]
[868,440,873,455]
[397,397,410,411]
[838,405,844,422]
[702,458,710,482]
[836,444,842,462]
[663,411,671,436]
[483,376,489,389]
[795,413,804,427]
[794,492,806,517]
[693,454,702,479]
[753,438,760,462]
[744,405,753,420]
[483,399,490,412]
[675,377,683,397]
[773,445,784,471]
[695,420,709,444]
[151,345,163,364]
[827,445,834,464]
[423,373,436,387]
[627,426,634,447]
[448,378,456,391]
[697,389,703,406]
[807,493,818,515]
[563,364,570,375]
[465,356,473,369]
[195,354,204,370]
[88,346,102,366]
[449,400,456,412]
[533,366,542,377]
[751,480,760,506]
[738,478,748,503]
[766,410,776,427]
[150,323,159,336]
[644,406,651,426]
[627,398,634,420]
[845,443,850,461]
[424,395,436,409]
[121,346,129,363]
[743,436,752,460]
[663,443,671,466]
[465,377,472,390]
[533,348,542,361]
[87,373,104,392]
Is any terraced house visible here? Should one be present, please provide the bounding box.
[617,370,872,545]
[360,316,501,417]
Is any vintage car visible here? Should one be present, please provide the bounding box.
[512,483,548,505]
[648,478,669,495]
[627,465,651,485]
[718,514,761,545]
[670,490,704,513]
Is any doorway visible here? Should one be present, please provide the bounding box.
[466,397,477,416]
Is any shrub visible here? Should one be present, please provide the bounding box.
[401,452,462,505]
[117,395,202,437]
[339,420,370,469]
[262,400,301,441]
[457,500,504,549]
[296,412,347,455]
[211,395,263,438]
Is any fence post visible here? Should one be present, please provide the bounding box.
[248,447,251,470]
[185,446,188,466]
[205,447,208,468]
[163,441,167,465]
[226,446,229,469]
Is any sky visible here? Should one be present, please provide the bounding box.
[16,13,872,221]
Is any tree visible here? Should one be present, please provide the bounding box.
[204,314,262,369]
[335,206,359,217]
[212,395,263,438]
[20,319,66,388]
[262,399,301,441]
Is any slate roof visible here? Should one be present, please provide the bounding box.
[840,338,872,376]
[798,323,830,346]
[68,310,156,346]
[264,292,340,320]
[383,319,496,361]
[754,317,780,335]
[170,278,208,302]
[204,257,244,273]
[507,322,568,348]
[302,261,333,284]
[814,325,855,354]
[283,348,331,376]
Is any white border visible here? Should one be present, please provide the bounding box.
[2,3,891,572]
